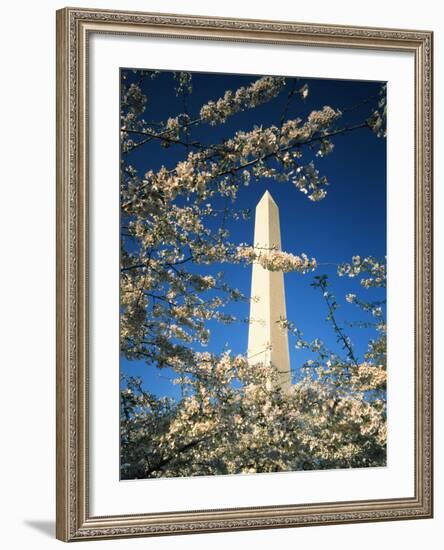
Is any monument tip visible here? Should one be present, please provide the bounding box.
[258,189,277,206]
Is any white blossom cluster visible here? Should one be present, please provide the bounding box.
[350,362,386,392]
[338,256,386,288]
[122,82,147,116]
[199,76,286,125]
[368,84,387,138]
[121,345,386,478]
[292,161,329,201]
[174,71,193,96]
[236,246,316,273]
[307,105,342,132]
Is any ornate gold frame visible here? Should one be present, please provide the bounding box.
[56,7,433,542]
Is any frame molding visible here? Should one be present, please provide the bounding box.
[56,7,433,542]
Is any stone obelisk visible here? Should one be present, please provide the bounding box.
[247,190,292,393]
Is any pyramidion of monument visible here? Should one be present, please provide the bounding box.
[247,190,292,393]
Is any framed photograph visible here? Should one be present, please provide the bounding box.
[56,7,433,542]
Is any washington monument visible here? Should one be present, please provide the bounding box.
[247,190,292,393]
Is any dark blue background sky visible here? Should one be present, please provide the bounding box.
[120,69,386,399]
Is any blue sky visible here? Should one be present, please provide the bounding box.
[120,69,386,399]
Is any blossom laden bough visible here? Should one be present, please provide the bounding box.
[368,84,387,138]
[338,256,386,288]
[236,246,317,273]
[199,76,286,125]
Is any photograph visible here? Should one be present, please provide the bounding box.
[119,68,388,481]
